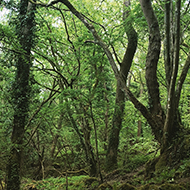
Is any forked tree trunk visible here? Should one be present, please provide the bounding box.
[139,0,190,168]
[162,0,181,151]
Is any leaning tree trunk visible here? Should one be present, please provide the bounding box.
[139,0,165,144]
[6,1,36,189]
[105,0,137,172]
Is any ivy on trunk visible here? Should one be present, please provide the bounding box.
[6,1,36,189]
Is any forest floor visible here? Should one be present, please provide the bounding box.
[2,138,190,190]
[18,162,190,190]
[99,165,190,190]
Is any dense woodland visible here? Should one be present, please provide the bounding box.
[1,0,190,189]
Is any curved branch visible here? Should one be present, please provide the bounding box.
[58,0,120,79]
[175,51,190,108]
[58,9,81,78]
[122,0,138,80]
[51,1,161,140]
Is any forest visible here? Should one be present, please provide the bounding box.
[1,0,190,189]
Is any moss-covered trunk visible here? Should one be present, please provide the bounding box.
[6,1,36,189]
[105,80,125,171]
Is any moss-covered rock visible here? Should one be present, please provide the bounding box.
[117,183,136,190]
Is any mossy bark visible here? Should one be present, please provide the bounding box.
[7,149,21,190]
[145,130,190,179]
[6,0,36,189]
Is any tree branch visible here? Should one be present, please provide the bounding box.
[175,51,190,108]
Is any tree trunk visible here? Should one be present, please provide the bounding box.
[7,1,36,189]
[105,0,137,172]
[106,80,126,171]
[66,101,97,176]
[162,0,181,151]
[81,107,97,177]
[164,0,172,91]
[137,80,144,137]
[51,95,64,158]
[139,0,165,143]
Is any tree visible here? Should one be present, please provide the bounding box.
[139,0,190,158]
[6,0,36,189]
[105,0,137,171]
[43,0,190,172]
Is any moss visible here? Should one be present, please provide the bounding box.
[117,183,136,190]
[138,184,159,190]
[91,181,99,189]
[82,177,98,186]
[138,183,187,190]
[97,183,113,190]
[184,135,190,150]
[179,182,190,189]
[155,152,167,172]
[144,157,159,179]
[159,183,186,190]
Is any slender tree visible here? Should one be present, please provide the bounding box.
[105,0,137,171]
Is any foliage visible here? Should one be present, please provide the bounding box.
[21,175,95,190]
[1,0,190,189]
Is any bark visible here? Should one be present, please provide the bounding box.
[81,107,97,177]
[51,95,64,158]
[7,1,36,189]
[175,51,190,108]
[42,0,189,161]
[163,0,181,150]
[66,101,97,176]
[139,0,165,143]
[105,0,137,172]
[45,0,164,144]
[137,82,144,137]
[46,0,163,144]
[164,0,172,90]
[140,0,162,116]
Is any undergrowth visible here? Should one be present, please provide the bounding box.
[21,175,90,190]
